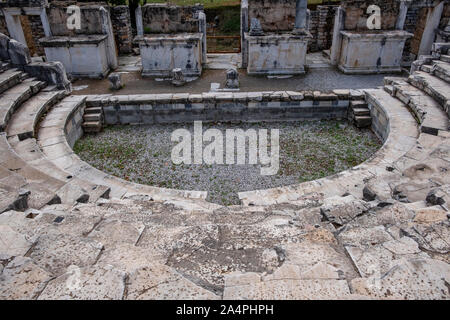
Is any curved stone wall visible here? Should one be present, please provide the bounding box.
[238,88,420,205]
[56,89,418,207]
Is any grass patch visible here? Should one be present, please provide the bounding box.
[74,120,381,206]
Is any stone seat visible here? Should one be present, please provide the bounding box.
[3,89,111,205]
[0,83,110,208]
[0,79,46,132]
[0,61,11,73]
[441,54,450,63]
[388,79,448,135]
[0,183,28,214]
[431,60,450,83]
[6,90,65,140]
[0,68,24,94]
[0,132,65,209]
[7,137,110,204]
[408,71,450,116]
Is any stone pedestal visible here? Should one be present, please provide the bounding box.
[134,33,203,77]
[40,35,110,79]
[244,32,310,76]
[338,30,413,74]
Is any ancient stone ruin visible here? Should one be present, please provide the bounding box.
[134,3,206,77]
[0,0,449,302]
[242,0,312,75]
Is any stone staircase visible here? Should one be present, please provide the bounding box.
[349,100,372,128]
[0,63,111,214]
[385,42,450,136]
[82,106,103,133]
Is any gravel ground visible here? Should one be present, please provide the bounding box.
[74,120,381,205]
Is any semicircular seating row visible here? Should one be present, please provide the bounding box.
[1,48,450,213]
[0,65,208,215]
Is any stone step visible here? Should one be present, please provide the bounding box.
[408,71,450,116]
[6,91,64,140]
[0,133,63,209]
[390,80,448,135]
[352,108,371,117]
[432,60,450,83]
[354,116,372,128]
[350,100,368,109]
[0,185,28,214]
[19,72,28,81]
[82,121,102,133]
[383,85,394,95]
[0,62,11,73]
[0,68,23,95]
[0,80,46,132]
[83,113,102,122]
[6,136,110,205]
[384,76,408,86]
[24,78,46,94]
[441,55,450,63]
[85,107,102,114]
[420,64,433,73]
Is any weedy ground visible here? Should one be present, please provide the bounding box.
[74,120,381,205]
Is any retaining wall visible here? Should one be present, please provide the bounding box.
[84,91,355,126]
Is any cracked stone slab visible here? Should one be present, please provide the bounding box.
[46,211,103,238]
[393,180,441,203]
[0,186,28,214]
[351,258,450,299]
[280,242,358,280]
[55,182,89,205]
[0,257,52,300]
[97,243,165,273]
[320,195,371,225]
[0,210,55,241]
[412,206,448,224]
[339,225,394,247]
[426,184,450,206]
[345,236,429,278]
[137,222,194,251]
[28,233,104,276]
[0,225,33,257]
[23,182,61,210]
[38,264,126,300]
[264,261,341,281]
[125,264,219,300]
[164,224,283,293]
[0,207,103,240]
[87,220,145,247]
[346,203,415,229]
[223,273,351,300]
[402,221,450,254]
